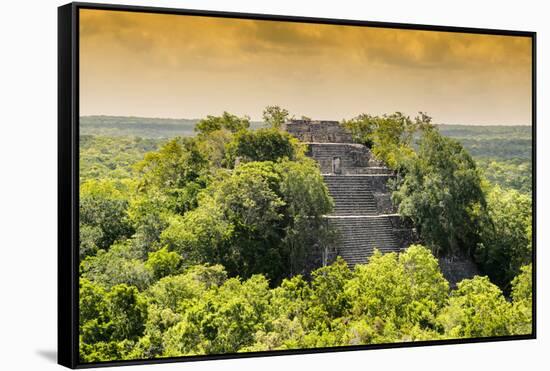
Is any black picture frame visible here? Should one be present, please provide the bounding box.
[58,2,537,368]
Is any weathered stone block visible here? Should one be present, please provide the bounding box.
[286,120,353,143]
[285,119,416,268]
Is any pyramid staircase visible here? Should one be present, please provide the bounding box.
[285,120,406,267]
[322,174,401,265]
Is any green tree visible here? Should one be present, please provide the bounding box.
[145,247,183,281]
[225,128,301,167]
[107,284,148,341]
[161,159,332,284]
[244,275,311,351]
[80,279,112,344]
[436,276,511,338]
[475,185,532,289]
[162,161,285,281]
[477,158,532,194]
[79,135,160,181]
[79,281,148,362]
[508,264,533,335]
[342,112,433,170]
[398,245,449,327]
[146,265,227,312]
[136,138,205,189]
[80,340,135,363]
[163,275,271,355]
[276,159,334,275]
[79,179,134,254]
[79,223,103,259]
[393,129,486,256]
[129,304,182,359]
[196,128,233,168]
[345,246,448,331]
[309,257,352,322]
[126,189,173,254]
[80,242,153,290]
[195,111,250,135]
[263,105,290,129]
[160,199,234,267]
[135,137,208,215]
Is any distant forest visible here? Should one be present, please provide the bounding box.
[80,116,532,194]
[81,116,265,138]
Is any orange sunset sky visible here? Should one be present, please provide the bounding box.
[79,9,533,125]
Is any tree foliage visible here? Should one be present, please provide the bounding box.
[225,128,301,166]
[161,159,333,284]
[79,179,135,257]
[145,247,183,281]
[79,135,160,181]
[475,186,532,290]
[78,108,532,362]
[477,158,532,194]
[80,280,147,362]
[135,137,209,214]
[436,276,510,338]
[263,105,290,129]
[392,129,486,256]
[195,111,250,135]
[509,264,533,335]
[342,112,433,170]
[80,242,153,290]
[79,243,532,362]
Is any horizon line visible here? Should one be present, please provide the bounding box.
[79,114,532,127]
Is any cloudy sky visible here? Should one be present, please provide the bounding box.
[79,9,532,125]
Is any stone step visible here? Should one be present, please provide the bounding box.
[328,194,377,199]
[324,185,375,191]
[331,201,377,206]
[343,169,393,175]
[323,175,380,216]
[330,200,376,206]
[323,176,392,180]
[332,206,377,210]
[305,145,403,266]
[332,206,377,211]
[327,216,400,266]
[331,211,377,216]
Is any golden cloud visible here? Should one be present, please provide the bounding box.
[79,9,532,125]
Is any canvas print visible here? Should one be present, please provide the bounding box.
[77,8,534,364]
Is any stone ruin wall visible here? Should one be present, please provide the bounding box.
[306,143,385,175]
[285,119,418,268]
[285,119,480,285]
[284,120,354,143]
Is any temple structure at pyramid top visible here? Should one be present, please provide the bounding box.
[284,119,354,143]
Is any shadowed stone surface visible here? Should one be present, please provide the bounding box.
[285,120,415,267]
[306,143,391,175]
[438,253,481,289]
[285,119,479,284]
[285,120,354,143]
